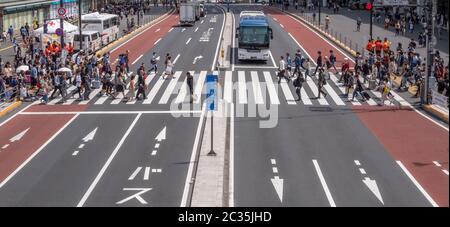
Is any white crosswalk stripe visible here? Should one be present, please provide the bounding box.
[159,71,182,104]
[43,70,414,108]
[250,71,264,104]
[263,71,280,105]
[48,85,77,105]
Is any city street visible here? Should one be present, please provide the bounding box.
[0,2,448,207]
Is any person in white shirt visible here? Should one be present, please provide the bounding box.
[278,56,290,84]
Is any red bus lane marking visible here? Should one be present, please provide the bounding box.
[110,14,179,66]
[0,114,78,186]
[353,106,449,207]
[265,8,354,68]
[24,104,87,113]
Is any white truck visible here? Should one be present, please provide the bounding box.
[180,2,199,26]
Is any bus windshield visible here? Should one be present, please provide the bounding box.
[239,26,269,49]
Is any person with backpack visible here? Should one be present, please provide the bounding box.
[329,50,337,73]
[293,50,303,77]
[351,74,366,102]
[149,52,158,74]
[317,68,327,99]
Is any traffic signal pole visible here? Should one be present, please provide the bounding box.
[60,0,64,50]
[369,0,373,40]
[79,0,83,50]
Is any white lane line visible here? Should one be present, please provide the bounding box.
[329,73,360,105]
[2,144,9,149]
[157,169,162,173]
[128,167,143,180]
[72,150,80,156]
[201,20,204,24]
[20,110,201,115]
[306,79,329,105]
[154,38,162,45]
[279,77,297,105]
[268,50,277,68]
[155,28,160,33]
[211,5,225,71]
[168,28,174,32]
[323,79,345,106]
[181,104,207,207]
[143,76,166,104]
[78,144,85,149]
[144,167,150,180]
[443,170,449,176]
[151,150,157,156]
[173,54,181,64]
[193,71,207,104]
[132,54,143,65]
[0,113,80,189]
[229,103,235,207]
[224,71,233,103]
[155,143,160,149]
[396,161,439,207]
[433,161,442,167]
[48,86,77,105]
[359,168,366,175]
[159,71,182,104]
[272,167,278,173]
[280,24,285,28]
[312,159,336,207]
[194,27,199,32]
[231,12,236,71]
[263,71,280,105]
[271,159,276,165]
[78,113,142,207]
[111,73,134,105]
[250,71,264,104]
[238,71,248,104]
[110,11,175,53]
[186,38,192,45]
[354,160,361,165]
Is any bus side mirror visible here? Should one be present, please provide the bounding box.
[235,27,239,38]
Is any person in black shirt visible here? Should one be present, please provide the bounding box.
[312,51,322,77]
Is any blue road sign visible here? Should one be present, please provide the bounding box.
[206,74,218,111]
[55,28,63,36]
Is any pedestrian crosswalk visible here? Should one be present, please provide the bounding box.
[44,70,410,107]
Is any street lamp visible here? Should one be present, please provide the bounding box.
[79,0,82,50]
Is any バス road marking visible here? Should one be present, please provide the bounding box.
[312,159,336,207]
[186,38,192,45]
[132,54,143,65]
[129,167,142,181]
[116,188,152,205]
[396,161,438,207]
[181,104,207,207]
[0,114,80,189]
[77,113,142,207]
[154,38,162,45]
[144,167,150,180]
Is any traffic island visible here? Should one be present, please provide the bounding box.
[423,104,449,124]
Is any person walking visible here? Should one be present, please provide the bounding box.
[128,74,136,101]
[278,56,290,83]
[351,74,365,101]
[317,68,327,98]
[329,50,338,73]
[356,17,362,32]
[293,71,304,101]
[186,71,194,103]
[312,51,322,77]
[149,52,158,74]
[293,50,303,77]
[164,56,174,79]
[303,58,311,81]
[74,70,83,99]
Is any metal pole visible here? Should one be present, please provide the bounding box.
[208,112,216,156]
[60,0,64,51]
[79,0,83,50]
[369,0,373,40]
[422,0,436,105]
[138,0,141,26]
[318,0,321,27]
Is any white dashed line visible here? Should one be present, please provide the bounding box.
[186,38,192,45]
[433,161,442,167]
[271,159,276,165]
[154,38,162,45]
[272,167,278,173]
[354,160,361,166]
[359,168,366,175]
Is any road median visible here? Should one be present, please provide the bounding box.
[0,101,22,118]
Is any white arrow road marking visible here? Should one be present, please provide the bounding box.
[362,177,384,205]
[128,167,143,180]
[10,128,30,142]
[155,127,166,141]
[271,176,284,203]
[82,127,98,143]
[116,188,152,205]
[193,56,203,64]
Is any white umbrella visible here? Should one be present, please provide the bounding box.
[57,67,72,73]
[16,65,29,73]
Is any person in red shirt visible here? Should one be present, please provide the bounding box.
[375,38,383,56]
[65,42,74,54]
[366,39,374,53]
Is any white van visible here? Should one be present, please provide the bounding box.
[73,31,102,52]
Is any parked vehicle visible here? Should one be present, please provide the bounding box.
[73,31,102,52]
[180,2,199,26]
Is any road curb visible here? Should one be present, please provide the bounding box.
[95,9,175,56]
[0,101,22,118]
[423,104,449,124]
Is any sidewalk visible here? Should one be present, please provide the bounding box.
[285,6,449,65]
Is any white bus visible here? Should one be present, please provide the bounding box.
[81,12,120,47]
[73,31,102,52]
